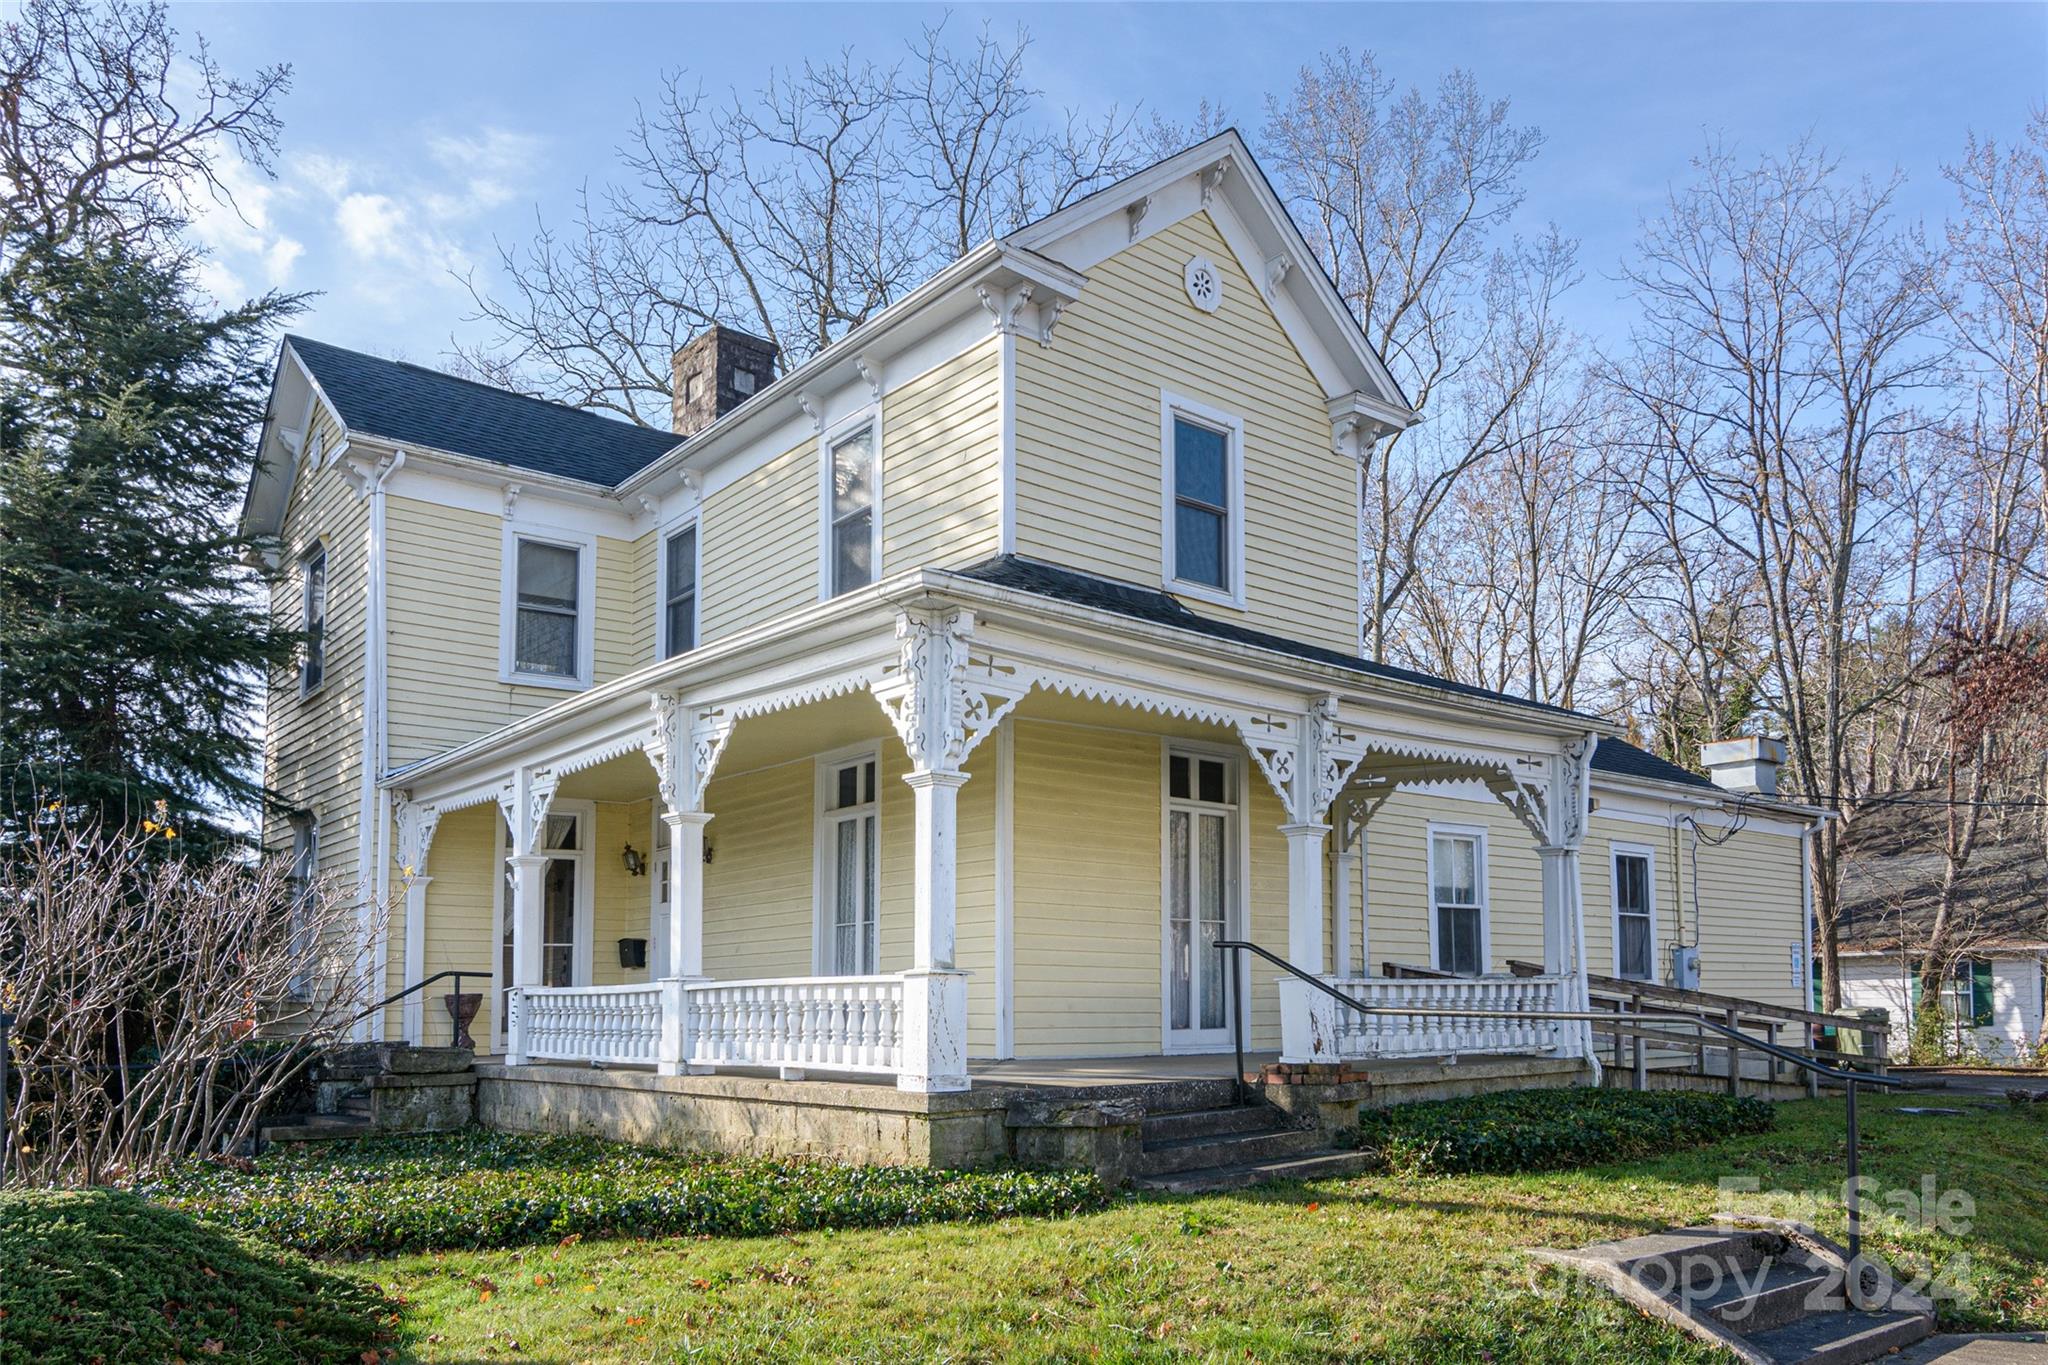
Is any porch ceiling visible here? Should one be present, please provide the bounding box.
[553,750,658,804]
[1007,687,1243,743]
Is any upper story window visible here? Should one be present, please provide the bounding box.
[826,421,877,597]
[501,525,595,690]
[663,523,698,659]
[298,545,327,696]
[1429,827,1487,977]
[1949,958,1994,1028]
[1160,391,1245,608]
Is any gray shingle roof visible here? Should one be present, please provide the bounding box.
[288,335,679,486]
[949,556,1701,787]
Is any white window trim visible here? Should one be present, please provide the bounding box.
[811,740,883,975]
[1158,738,1250,1053]
[297,541,328,700]
[1425,822,1490,977]
[1610,840,1660,982]
[1159,388,1247,610]
[286,811,319,1000]
[499,521,598,690]
[816,405,883,602]
[656,513,702,661]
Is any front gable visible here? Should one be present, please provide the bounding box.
[1011,205,1367,653]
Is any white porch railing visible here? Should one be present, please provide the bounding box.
[512,974,906,1078]
[687,975,903,1075]
[518,983,664,1065]
[1324,973,1568,1059]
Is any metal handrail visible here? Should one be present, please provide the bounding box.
[1217,939,1903,1267]
[350,968,494,1047]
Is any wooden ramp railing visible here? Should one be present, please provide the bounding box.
[1500,959,1889,1096]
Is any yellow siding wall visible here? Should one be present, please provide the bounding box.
[383,496,647,767]
[698,440,819,644]
[695,734,1000,1057]
[1014,212,1361,653]
[1359,788,1548,974]
[881,338,1002,573]
[415,802,501,1043]
[262,409,367,881]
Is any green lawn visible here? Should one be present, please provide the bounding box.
[349,1094,2048,1363]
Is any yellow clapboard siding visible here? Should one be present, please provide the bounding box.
[383,497,644,768]
[1014,213,1359,653]
[262,408,367,882]
[881,338,1001,574]
[700,440,819,643]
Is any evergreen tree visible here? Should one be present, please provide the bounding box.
[0,233,303,850]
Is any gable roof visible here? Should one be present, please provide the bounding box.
[285,335,680,486]
[1838,802,2048,953]
[955,555,1696,758]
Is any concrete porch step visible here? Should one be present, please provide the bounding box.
[1744,1310,1935,1365]
[1140,1104,1282,1144]
[261,1113,375,1143]
[1137,1124,1326,1176]
[1132,1149,1376,1194]
[1531,1222,1934,1365]
[1693,1257,1843,1334]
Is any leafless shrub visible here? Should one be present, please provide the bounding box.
[0,817,384,1186]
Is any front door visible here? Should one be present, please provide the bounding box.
[1165,748,1239,1051]
[496,807,589,1046]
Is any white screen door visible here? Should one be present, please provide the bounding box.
[1165,749,1238,1049]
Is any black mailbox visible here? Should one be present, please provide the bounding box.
[617,937,648,969]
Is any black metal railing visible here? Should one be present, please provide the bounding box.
[1217,939,1904,1269]
[352,969,494,1049]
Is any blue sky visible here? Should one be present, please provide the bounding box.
[180,2,2046,371]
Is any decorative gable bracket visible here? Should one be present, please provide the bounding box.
[972,250,1085,349]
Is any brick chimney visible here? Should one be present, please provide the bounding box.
[670,325,779,437]
[1699,736,1785,796]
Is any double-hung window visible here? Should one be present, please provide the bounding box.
[818,753,879,975]
[1161,392,1243,605]
[827,424,876,597]
[1430,829,1486,976]
[663,523,698,658]
[502,529,592,687]
[1613,847,1655,981]
[1950,958,1994,1028]
[298,546,327,695]
[286,813,318,998]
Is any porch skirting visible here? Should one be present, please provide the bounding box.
[476,1053,1598,1171]
[476,1063,1011,1168]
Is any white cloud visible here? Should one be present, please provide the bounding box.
[185,158,304,294]
[335,190,471,279]
[423,128,546,219]
[263,237,305,286]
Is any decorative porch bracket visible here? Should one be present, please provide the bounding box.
[1263,697,1368,1064]
[870,609,1030,1093]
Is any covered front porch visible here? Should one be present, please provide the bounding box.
[382,569,1609,1099]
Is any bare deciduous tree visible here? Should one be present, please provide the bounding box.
[0,820,385,1186]
[0,0,289,253]
[1609,139,1950,1008]
[457,22,1145,425]
[1262,49,1563,660]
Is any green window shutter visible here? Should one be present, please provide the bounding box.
[1971,960,1994,1027]
[1910,974,1922,1010]
[1811,960,1823,1011]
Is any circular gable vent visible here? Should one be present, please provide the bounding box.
[1184,256,1222,313]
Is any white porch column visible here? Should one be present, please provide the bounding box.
[499,766,556,1066]
[1547,736,1599,1063]
[504,852,548,1065]
[875,610,1022,1095]
[647,696,725,1077]
[393,797,442,1045]
[1277,822,1337,1063]
[900,768,970,1093]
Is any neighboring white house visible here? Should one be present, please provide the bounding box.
[241,132,1828,1163]
[1837,804,2047,1062]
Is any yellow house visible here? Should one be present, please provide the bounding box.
[244,134,1825,1166]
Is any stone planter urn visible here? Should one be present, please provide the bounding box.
[442,992,483,1051]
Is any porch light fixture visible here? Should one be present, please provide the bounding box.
[621,842,646,877]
